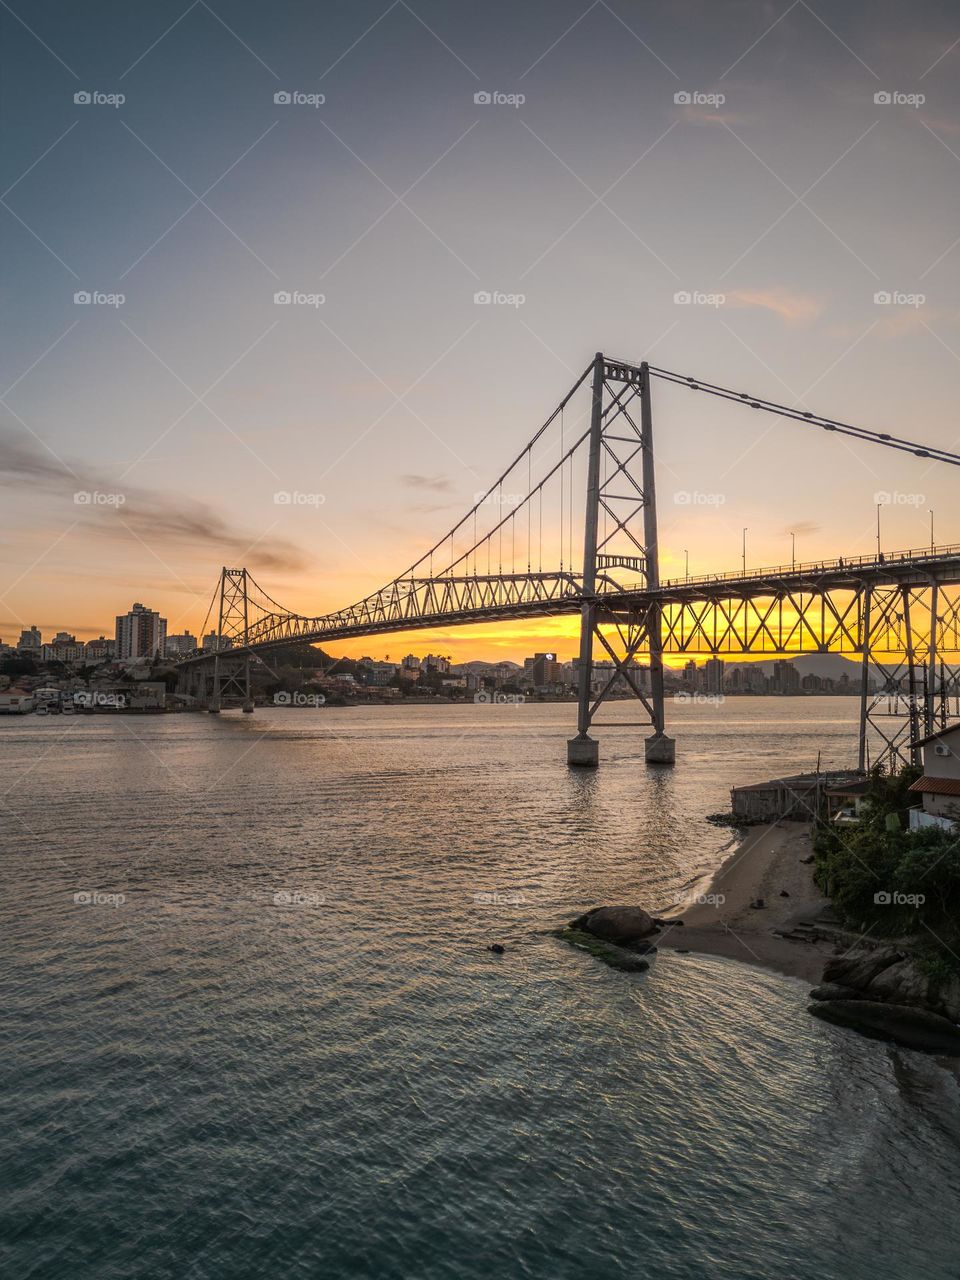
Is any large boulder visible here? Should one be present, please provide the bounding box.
[809,1000,960,1055]
[570,905,657,943]
[821,946,903,990]
[933,975,960,1024]
[809,983,868,1002]
[865,959,931,1008]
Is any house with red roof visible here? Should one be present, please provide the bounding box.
[908,723,960,831]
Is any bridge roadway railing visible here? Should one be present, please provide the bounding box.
[655,543,960,592]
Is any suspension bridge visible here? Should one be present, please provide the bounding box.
[175,353,960,770]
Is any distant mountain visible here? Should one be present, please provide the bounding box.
[720,654,898,679]
[451,660,522,674]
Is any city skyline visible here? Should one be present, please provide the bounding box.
[4,1,960,660]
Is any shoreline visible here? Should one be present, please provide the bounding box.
[656,822,834,984]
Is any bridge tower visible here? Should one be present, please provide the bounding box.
[567,354,674,768]
[208,567,254,714]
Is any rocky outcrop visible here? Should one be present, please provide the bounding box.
[810,941,960,1053]
[821,946,903,989]
[570,906,658,943]
[935,975,960,1023]
[810,1000,960,1054]
[809,983,870,1002]
[865,958,931,1007]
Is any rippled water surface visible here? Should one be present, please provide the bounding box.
[3,699,959,1279]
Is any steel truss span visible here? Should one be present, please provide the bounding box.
[176,354,960,770]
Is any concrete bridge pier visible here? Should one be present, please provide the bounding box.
[567,734,599,767]
[644,733,676,764]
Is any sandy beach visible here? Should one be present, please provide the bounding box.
[658,822,834,983]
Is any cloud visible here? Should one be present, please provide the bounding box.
[400,473,452,492]
[779,521,821,537]
[681,105,748,126]
[727,288,824,325]
[916,114,960,137]
[0,428,307,573]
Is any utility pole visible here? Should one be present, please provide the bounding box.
[742,527,747,576]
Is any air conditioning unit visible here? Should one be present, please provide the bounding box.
[935,744,951,756]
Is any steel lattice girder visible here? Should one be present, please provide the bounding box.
[640,580,960,655]
[175,572,960,664]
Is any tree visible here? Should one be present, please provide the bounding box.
[1,656,36,678]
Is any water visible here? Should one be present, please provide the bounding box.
[2,698,958,1279]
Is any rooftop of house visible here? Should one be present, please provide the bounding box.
[908,775,960,797]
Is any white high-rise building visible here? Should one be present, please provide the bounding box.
[165,632,198,657]
[115,603,167,661]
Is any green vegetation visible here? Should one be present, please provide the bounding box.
[1,655,37,678]
[552,927,651,973]
[813,767,960,972]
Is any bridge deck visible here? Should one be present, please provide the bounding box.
[174,545,960,663]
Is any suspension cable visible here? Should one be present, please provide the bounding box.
[647,365,960,466]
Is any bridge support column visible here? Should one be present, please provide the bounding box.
[639,362,674,766]
[857,584,872,772]
[566,355,676,767]
[567,354,605,768]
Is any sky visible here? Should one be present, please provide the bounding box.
[3,0,960,662]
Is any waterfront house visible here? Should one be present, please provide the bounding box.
[824,777,872,824]
[0,688,36,714]
[907,724,960,832]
